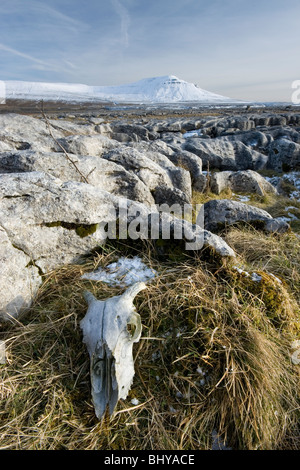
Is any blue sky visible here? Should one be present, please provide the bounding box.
[0,0,299,101]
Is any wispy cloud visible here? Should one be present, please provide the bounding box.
[0,43,73,75]
[0,43,53,67]
[0,0,87,31]
[111,0,130,47]
[32,2,88,31]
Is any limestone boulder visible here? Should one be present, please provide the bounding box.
[110,123,159,142]
[268,138,300,171]
[183,137,268,171]
[128,140,204,191]
[204,199,289,233]
[57,134,121,157]
[210,170,277,196]
[0,227,41,321]
[0,113,63,152]
[0,172,154,272]
[224,130,271,150]
[103,147,192,206]
[48,118,98,136]
[0,150,155,206]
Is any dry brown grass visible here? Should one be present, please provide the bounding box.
[0,237,299,450]
[225,227,300,304]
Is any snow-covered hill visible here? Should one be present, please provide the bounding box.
[4,75,240,103]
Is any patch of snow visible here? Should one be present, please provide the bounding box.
[269,273,282,284]
[251,273,262,282]
[276,216,294,224]
[183,129,203,138]
[131,398,140,406]
[151,351,161,362]
[232,193,251,203]
[175,327,187,338]
[264,175,281,189]
[233,266,250,277]
[236,195,250,203]
[282,172,300,201]
[169,406,178,413]
[211,430,232,451]
[196,367,210,386]
[291,339,300,350]
[283,172,300,189]
[287,212,298,220]
[196,367,205,376]
[290,191,300,201]
[264,172,300,200]
[233,266,262,282]
[82,256,157,287]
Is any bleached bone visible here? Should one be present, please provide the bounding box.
[80,282,146,419]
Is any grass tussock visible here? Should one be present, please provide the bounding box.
[225,227,300,305]
[0,238,299,450]
[192,188,234,206]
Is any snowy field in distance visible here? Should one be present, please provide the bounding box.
[4,75,246,104]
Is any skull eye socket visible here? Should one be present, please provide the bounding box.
[127,322,137,338]
[126,313,142,342]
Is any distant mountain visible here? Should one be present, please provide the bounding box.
[4,75,241,103]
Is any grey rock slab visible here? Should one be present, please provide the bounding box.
[268,138,300,171]
[264,218,290,233]
[224,130,271,149]
[103,147,191,206]
[204,199,289,233]
[94,123,113,136]
[0,226,41,321]
[143,141,205,191]
[210,170,277,196]
[0,172,155,273]
[0,150,155,206]
[184,138,268,171]
[210,171,233,195]
[48,118,99,136]
[57,134,121,157]
[110,123,159,141]
[130,147,192,199]
[0,113,64,152]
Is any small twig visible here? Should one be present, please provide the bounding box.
[40,101,89,184]
[86,167,96,179]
